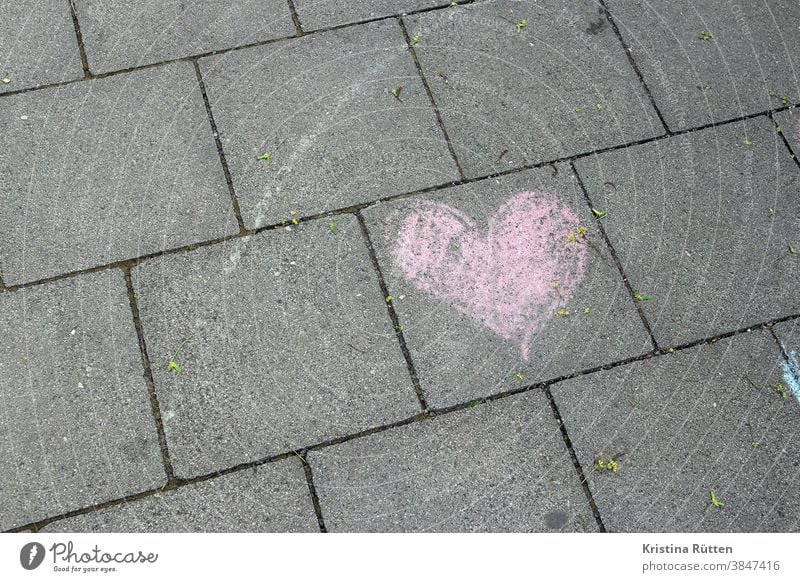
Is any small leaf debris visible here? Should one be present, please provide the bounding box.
[709,490,724,509]
[257,152,271,163]
[592,208,607,219]
[698,31,713,41]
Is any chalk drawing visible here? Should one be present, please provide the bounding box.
[390,191,588,360]
[781,345,800,405]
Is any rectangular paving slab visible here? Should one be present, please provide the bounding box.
[403,0,663,179]
[309,389,597,532]
[131,216,420,478]
[43,459,317,532]
[198,20,459,229]
[0,271,167,530]
[294,0,445,30]
[604,0,800,131]
[362,166,652,408]
[73,0,296,74]
[0,1,84,93]
[0,62,239,286]
[551,330,800,532]
[574,117,800,348]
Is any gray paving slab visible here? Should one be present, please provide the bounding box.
[132,216,420,478]
[294,0,445,30]
[309,389,597,532]
[0,62,239,287]
[551,330,800,532]
[73,0,296,75]
[574,118,800,348]
[774,108,800,159]
[362,166,652,408]
[605,0,800,131]
[43,459,318,532]
[403,0,663,179]
[0,1,84,93]
[198,20,459,229]
[0,271,167,530]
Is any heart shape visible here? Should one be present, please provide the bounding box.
[390,191,588,360]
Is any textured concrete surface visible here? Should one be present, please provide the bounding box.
[574,118,800,348]
[309,389,598,532]
[132,216,419,478]
[294,0,446,30]
[551,331,800,532]
[73,0,296,74]
[404,0,663,178]
[2,0,799,534]
[0,271,166,530]
[363,166,652,407]
[43,459,317,532]
[198,20,459,229]
[0,62,239,286]
[605,0,800,131]
[0,1,84,93]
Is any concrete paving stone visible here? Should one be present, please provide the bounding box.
[773,108,800,159]
[294,0,446,30]
[43,459,318,532]
[362,166,652,408]
[73,0,296,74]
[0,1,83,93]
[574,118,800,348]
[131,216,420,479]
[0,270,167,530]
[0,62,239,287]
[309,389,597,532]
[198,20,459,229]
[551,330,800,532]
[403,0,663,179]
[604,0,800,131]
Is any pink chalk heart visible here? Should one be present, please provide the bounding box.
[390,191,588,360]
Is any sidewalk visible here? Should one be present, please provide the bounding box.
[1,0,799,533]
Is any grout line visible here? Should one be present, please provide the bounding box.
[598,0,670,134]
[300,453,328,532]
[543,386,607,532]
[571,161,660,351]
[397,17,466,181]
[286,0,306,36]
[355,213,430,411]
[122,266,176,482]
[769,111,800,171]
[193,60,248,234]
[10,311,799,533]
[2,106,787,296]
[67,0,92,78]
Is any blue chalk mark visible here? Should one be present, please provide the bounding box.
[781,348,800,405]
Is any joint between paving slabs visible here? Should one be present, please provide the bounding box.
[768,111,800,171]
[122,266,177,482]
[192,60,249,235]
[285,0,306,36]
[297,452,328,532]
[543,386,607,532]
[597,0,670,135]
[67,0,92,78]
[571,161,660,351]
[355,212,430,412]
[397,17,467,182]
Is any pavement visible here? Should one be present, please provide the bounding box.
[1,0,799,533]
